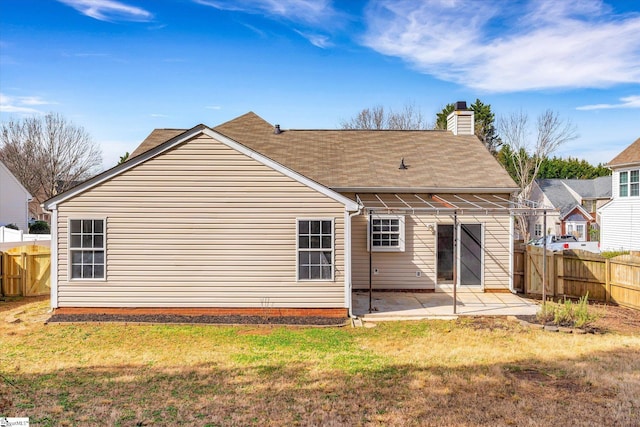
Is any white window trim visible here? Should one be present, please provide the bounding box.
[68,217,107,281]
[534,223,543,237]
[296,217,335,282]
[619,169,640,198]
[368,214,406,252]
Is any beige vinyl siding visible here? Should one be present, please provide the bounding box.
[351,206,511,290]
[56,134,346,308]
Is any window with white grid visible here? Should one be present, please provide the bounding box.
[297,219,333,281]
[69,219,105,279]
[369,215,405,252]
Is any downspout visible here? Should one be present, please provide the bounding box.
[49,206,59,310]
[509,214,514,293]
[345,205,362,318]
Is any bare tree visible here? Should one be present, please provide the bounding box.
[499,110,578,239]
[0,113,102,205]
[341,103,431,130]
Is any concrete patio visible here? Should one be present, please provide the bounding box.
[352,290,540,321]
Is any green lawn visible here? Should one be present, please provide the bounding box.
[1,298,639,426]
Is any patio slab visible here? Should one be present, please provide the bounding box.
[353,290,539,320]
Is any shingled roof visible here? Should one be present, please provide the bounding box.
[130,112,518,192]
[608,137,640,167]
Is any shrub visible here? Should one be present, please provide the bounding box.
[29,220,50,234]
[600,250,630,258]
[5,223,19,230]
[536,293,597,329]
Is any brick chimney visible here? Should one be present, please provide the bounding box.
[446,101,475,136]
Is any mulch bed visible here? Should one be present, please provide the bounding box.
[47,313,349,326]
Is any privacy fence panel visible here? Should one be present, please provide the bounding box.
[0,245,51,297]
[521,246,640,310]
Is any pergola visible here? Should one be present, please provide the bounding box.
[354,193,551,314]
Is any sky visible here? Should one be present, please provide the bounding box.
[1,0,639,171]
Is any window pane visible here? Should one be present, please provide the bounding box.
[299,266,309,280]
[310,221,320,234]
[321,236,331,249]
[631,170,639,183]
[82,265,93,278]
[93,265,104,278]
[299,220,309,234]
[82,235,92,248]
[94,251,105,264]
[620,184,628,197]
[310,251,320,264]
[72,265,82,278]
[82,220,92,233]
[82,251,93,263]
[631,183,639,197]
[299,236,309,248]
[72,251,82,263]
[71,235,81,248]
[94,220,104,233]
[94,235,104,248]
[321,252,332,265]
[71,220,81,233]
[620,171,628,184]
[322,221,331,234]
[310,236,320,248]
[310,266,321,279]
[321,266,331,279]
[299,251,309,264]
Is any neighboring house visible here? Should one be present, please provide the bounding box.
[528,177,611,241]
[44,103,531,316]
[599,137,640,252]
[0,160,32,231]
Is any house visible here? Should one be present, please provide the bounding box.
[43,103,529,317]
[528,177,611,241]
[598,137,640,252]
[0,160,32,231]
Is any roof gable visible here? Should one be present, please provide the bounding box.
[0,161,31,198]
[44,123,358,211]
[608,137,640,167]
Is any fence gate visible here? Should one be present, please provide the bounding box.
[0,245,51,297]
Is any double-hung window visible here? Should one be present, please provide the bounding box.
[70,219,105,280]
[369,215,405,252]
[534,223,542,237]
[620,170,640,197]
[297,219,333,281]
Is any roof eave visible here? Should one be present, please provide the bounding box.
[333,187,520,194]
[607,161,640,169]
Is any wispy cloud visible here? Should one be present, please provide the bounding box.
[0,94,57,114]
[194,0,336,26]
[294,30,332,48]
[57,0,153,22]
[362,0,640,92]
[194,0,338,47]
[576,95,640,110]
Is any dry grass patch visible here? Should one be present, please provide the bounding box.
[1,298,639,426]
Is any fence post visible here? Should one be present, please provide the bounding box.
[605,258,611,304]
[21,252,27,297]
[0,251,4,297]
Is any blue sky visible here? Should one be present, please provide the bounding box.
[1,0,639,170]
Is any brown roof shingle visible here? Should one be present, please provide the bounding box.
[130,112,518,191]
[608,137,640,167]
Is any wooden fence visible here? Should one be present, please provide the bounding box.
[515,244,640,310]
[0,245,51,297]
